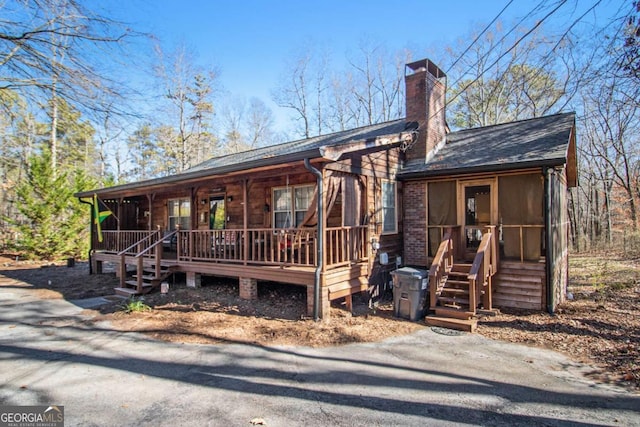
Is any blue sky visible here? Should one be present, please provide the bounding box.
[107,0,625,131]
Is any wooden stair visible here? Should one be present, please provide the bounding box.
[493,261,545,310]
[425,263,478,332]
[115,264,176,297]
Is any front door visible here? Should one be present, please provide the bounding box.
[209,195,226,230]
[458,179,497,258]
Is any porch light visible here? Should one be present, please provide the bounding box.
[227,196,233,202]
[263,203,270,213]
[200,199,207,205]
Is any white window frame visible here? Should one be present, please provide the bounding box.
[381,180,398,234]
[168,198,191,230]
[272,184,315,229]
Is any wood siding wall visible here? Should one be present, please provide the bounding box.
[549,168,569,310]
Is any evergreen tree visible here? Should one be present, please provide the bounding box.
[8,151,94,260]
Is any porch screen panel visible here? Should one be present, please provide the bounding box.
[427,181,456,256]
[498,174,543,260]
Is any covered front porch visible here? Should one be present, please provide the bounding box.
[92,225,370,318]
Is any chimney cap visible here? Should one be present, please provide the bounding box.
[405,59,446,79]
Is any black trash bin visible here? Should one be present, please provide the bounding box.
[391,267,428,321]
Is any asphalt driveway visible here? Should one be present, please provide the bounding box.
[0,286,638,426]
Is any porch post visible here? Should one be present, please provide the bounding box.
[243,179,249,265]
[146,194,153,230]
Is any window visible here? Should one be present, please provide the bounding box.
[273,184,315,228]
[381,180,397,234]
[168,198,191,230]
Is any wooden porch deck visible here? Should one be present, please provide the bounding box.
[91,227,372,316]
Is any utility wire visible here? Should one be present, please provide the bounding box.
[445,0,515,74]
[445,0,551,96]
[445,0,568,116]
[403,0,571,154]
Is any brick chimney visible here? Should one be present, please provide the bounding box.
[404,59,446,162]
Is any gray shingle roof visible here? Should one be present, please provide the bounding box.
[399,112,576,179]
[188,119,407,172]
[77,112,576,198]
[77,119,408,197]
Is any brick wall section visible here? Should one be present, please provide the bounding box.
[405,61,446,163]
[239,277,258,300]
[403,181,428,266]
[405,70,427,162]
[307,285,330,319]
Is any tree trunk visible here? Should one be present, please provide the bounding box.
[50,83,58,177]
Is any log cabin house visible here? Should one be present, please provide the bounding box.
[76,58,577,330]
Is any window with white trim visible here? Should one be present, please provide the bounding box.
[273,184,315,228]
[168,198,191,230]
[381,180,397,234]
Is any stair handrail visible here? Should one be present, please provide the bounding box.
[117,230,158,288]
[133,228,177,290]
[116,229,173,290]
[467,225,497,312]
[134,229,175,258]
[428,227,457,311]
[117,230,160,256]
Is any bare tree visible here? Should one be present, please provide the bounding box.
[345,43,409,126]
[0,0,136,174]
[272,49,327,138]
[445,25,572,128]
[273,42,410,137]
[219,96,277,154]
[154,43,217,172]
[580,75,640,231]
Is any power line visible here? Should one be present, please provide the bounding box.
[445,0,551,95]
[403,0,573,154]
[445,0,516,74]
[445,0,568,115]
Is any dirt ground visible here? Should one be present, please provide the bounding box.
[0,252,638,393]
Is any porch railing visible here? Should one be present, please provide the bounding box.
[429,224,544,263]
[95,226,368,269]
[325,226,368,268]
[429,226,460,310]
[468,225,498,311]
[96,230,155,253]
